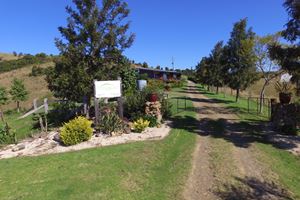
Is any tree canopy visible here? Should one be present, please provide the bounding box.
[9,78,28,112]
[270,0,300,95]
[47,0,135,102]
[223,18,258,101]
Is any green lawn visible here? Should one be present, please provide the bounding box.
[0,111,38,143]
[198,85,300,199]
[0,90,197,200]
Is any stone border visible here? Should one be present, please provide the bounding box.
[0,123,171,159]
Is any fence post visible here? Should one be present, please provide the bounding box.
[117,77,124,119]
[94,98,100,127]
[33,99,38,110]
[44,98,48,114]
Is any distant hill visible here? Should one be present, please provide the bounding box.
[0,62,54,111]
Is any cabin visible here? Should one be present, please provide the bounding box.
[136,67,181,81]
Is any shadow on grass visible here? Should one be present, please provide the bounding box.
[215,176,293,200]
[170,114,299,152]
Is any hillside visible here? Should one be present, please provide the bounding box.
[0,62,54,111]
[0,53,20,61]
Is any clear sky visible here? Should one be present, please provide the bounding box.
[0,0,287,69]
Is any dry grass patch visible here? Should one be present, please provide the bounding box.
[0,62,54,111]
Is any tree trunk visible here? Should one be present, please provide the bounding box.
[17,101,20,113]
[207,85,210,91]
[236,89,240,102]
[259,81,268,113]
[216,86,219,94]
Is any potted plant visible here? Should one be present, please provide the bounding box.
[274,81,293,104]
[145,86,159,102]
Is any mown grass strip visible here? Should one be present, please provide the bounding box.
[0,89,197,200]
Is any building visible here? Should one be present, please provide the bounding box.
[135,67,181,81]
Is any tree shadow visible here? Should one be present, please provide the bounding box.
[197,117,299,150]
[215,176,293,200]
[170,114,299,152]
[173,96,234,105]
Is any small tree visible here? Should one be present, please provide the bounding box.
[224,18,258,102]
[0,87,9,121]
[142,62,149,68]
[9,79,28,113]
[255,34,282,113]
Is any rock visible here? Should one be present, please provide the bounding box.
[12,144,25,152]
[53,133,61,142]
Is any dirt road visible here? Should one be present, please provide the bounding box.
[183,82,292,200]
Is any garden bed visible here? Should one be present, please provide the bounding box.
[0,122,171,159]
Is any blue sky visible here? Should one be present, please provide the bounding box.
[0,0,287,69]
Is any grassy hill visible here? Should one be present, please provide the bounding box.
[0,53,20,61]
[0,62,54,111]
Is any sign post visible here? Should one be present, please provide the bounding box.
[94,80,122,126]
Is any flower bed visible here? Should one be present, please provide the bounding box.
[0,122,171,159]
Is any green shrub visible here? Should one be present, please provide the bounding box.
[0,54,51,73]
[30,66,45,76]
[120,67,137,95]
[142,115,158,127]
[132,118,150,133]
[147,79,165,90]
[0,123,17,144]
[60,116,93,146]
[161,97,172,119]
[99,112,126,135]
[124,90,148,120]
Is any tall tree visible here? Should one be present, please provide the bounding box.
[255,34,282,113]
[269,0,300,96]
[224,18,258,102]
[9,79,28,113]
[196,57,213,90]
[208,41,225,93]
[0,87,9,121]
[47,0,135,111]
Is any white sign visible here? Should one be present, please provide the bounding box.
[94,80,121,98]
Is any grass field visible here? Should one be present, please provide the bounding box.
[0,111,38,145]
[198,85,300,199]
[0,53,20,61]
[0,88,197,200]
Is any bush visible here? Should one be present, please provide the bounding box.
[124,90,148,120]
[147,79,165,90]
[30,66,45,76]
[132,118,150,133]
[142,115,158,127]
[120,67,137,95]
[0,123,17,144]
[161,97,172,119]
[60,116,93,146]
[99,111,126,135]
